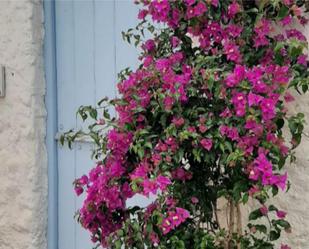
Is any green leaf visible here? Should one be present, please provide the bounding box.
[249,209,263,221]
[255,224,267,234]
[276,219,291,229]
[114,240,122,249]
[269,230,280,241]
[268,205,278,212]
[242,193,249,204]
[277,5,289,19]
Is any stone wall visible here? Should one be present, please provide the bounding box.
[0,1,47,249]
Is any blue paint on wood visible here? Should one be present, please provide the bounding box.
[55,2,78,248]
[43,0,58,249]
[53,1,143,248]
[94,0,116,103]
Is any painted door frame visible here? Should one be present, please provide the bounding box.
[44,0,58,249]
[43,2,141,248]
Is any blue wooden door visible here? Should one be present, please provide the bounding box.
[55,1,141,248]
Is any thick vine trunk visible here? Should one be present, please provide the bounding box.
[224,199,242,249]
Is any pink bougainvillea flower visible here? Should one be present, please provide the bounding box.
[163,96,175,110]
[156,175,172,191]
[149,232,159,245]
[143,39,156,52]
[172,116,185,127]
[219,125,239,141]
[152,153,162,166]
[253,35,269,48]
[186,2,207,19]
[161,207,190,234]
[122,182,134,199]
[291,5,302,17]
[130,164,148,180]
[286,29,307,41]
[282,0,293,6]
[225,64,246,87]
[168,8,180,28]
[176,207,190,220]
[74,186,83,196]
[155,58,170,72]
[138,9,148,20]
[260,205,268,215]
[248,186,260,196]
[143,55,153,67]
[149,0,170,23]
[231,92,247,116]
[170,51,184,64]
[170,36,180,48]
[165,137,178,152]
[200,138,213,151]
[109,161,125,178]
[260,98,277,121]
[191,197,199,204]
[161,218,173,235]
[272,65,290,85]
[199,124,208,133]
[272,172,288,191]
[253,19,272,48]
[223,41,242,63]
[281,245,291,249]
[143,179,158,196]
[299,16,309,25]
[172,168,192,181]
[249,152,272,182]
[227,1,240,18]
[220,107,232,118]
[184,0,195,6]
[284,92,295,102]
[245,119,263,136]
[248,92,263,107]
[280,15,293,26]
[210,0,219,7]
[297,54,308,67]
[155,141,168,152]
[187,126,196,133]
[226,24,243,38]
[276,210,287,219]
[79,175,89,185]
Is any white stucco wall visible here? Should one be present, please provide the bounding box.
[274,92,309,249]
[262,26,309,249]
[242,92,309,249]
[0,1,47,249]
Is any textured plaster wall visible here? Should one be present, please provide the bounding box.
[274,93,309,249]
[237,90,309,249]
[0,1,47,249]
[262,26,309,249]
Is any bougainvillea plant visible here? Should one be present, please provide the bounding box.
[61,0,309,248]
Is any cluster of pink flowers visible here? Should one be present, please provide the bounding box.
[73,30,196,245]
[249,152,287,191]
[74,129,135,245]
[161,207,190,234]
[72,1,309,247]
[130,162,172,197]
